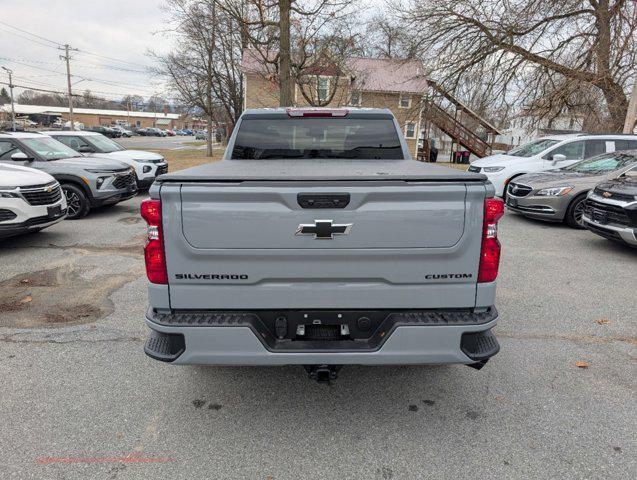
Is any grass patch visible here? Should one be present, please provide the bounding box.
[432,162,469,170]
[181,140,207,147]
[148,148,223,172]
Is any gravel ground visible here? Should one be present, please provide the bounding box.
[0,195,635,480]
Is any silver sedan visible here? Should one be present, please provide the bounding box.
[505,151,637,228]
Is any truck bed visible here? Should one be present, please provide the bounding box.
[155,159,487,183]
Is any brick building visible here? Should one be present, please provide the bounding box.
[0,104,184,130]
[241,51,428,157]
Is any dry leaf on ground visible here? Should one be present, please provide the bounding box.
[596,319,611,325]
[575,361,590,368]
[19,295,32,304]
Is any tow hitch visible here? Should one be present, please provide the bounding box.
[304,365,342,383]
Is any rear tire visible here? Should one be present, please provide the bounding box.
[62,183,89,220]
[565,193,587,229]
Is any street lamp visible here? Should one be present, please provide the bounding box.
[1,66,16,132]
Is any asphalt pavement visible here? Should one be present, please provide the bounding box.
[0,196,635,479]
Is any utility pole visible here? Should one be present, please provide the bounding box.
[59,44,78,130]
[623,77,637,134]
[1,66,16,131]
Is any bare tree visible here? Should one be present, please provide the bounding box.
[401,0,637,132]
[153,0,244,155]
[363,15,417,59]
[216,0,354,107]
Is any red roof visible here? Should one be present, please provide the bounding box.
[241,49,427,94]
[346,57,427,94]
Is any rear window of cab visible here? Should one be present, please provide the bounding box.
[231,116,404,160]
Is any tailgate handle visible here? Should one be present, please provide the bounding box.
[297,193,350,209]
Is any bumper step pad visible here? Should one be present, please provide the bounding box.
[460,329,500,361]
[144,330,185,362]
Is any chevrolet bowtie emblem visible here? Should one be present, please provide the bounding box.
[295,219,353,239]
[602,191,612,198]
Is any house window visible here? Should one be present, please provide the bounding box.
[405,122,416,139]
[349,91,361,106]
[317,77,329,102]
[399,94,411,108]
[136,120,141,127]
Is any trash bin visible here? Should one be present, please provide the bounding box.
[453,151,470,164]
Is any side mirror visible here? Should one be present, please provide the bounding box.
[78,145,95,153]
[552,153,566,165]
[11,152,34,161]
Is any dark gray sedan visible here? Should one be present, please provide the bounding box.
[506,151,637,228]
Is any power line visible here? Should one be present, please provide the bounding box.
[0,21,154,71]
[0,55,149,74]
[0,57,156,93]
[0,81,81,97]
[0,26,58,49]
[75,50,153,69]
[0,20,63,47]
[2,79,164,101]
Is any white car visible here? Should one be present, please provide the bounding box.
[469,134,637,197]
[0,163,67,239]
[42,131,168,189]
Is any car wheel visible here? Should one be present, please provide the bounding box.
[62,184,89,220]
[565,193,587,229]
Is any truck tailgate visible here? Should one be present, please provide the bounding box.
[161,181,486,310]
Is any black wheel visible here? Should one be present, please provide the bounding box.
[565,193,587,229]
[62,184,89,220]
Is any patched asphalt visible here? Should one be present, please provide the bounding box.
[0,195,635,479]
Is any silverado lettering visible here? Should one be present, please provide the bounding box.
[175,274,249,280]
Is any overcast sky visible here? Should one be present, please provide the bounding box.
[0,0,173,102]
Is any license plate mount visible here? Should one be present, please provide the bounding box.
[47,204,62,218]
[592,209,607,224]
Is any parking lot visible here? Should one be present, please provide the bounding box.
[0,193,635,480]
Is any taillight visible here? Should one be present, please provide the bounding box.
[478,198,505,283]
[141,198,167,284]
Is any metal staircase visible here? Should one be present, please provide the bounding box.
[425,102,492,158]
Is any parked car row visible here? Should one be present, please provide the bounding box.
[0,131,168,239]
[470,135,637,248]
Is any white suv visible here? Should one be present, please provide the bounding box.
[43,131,168,190]
[0,163,67,239]
[469,134,637,197]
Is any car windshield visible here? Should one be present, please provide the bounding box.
[231,116,404,160]
[562,152,637,173]
[508,139,561,157]
[86,134,125,153]
[21,137,81,160]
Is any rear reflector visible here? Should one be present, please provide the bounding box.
[141,198,167,284]
[286,108,348,118]
[478,198,504,283]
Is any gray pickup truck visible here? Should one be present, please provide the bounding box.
[141,108,504,381]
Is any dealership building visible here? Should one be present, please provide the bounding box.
[0,103,203,130]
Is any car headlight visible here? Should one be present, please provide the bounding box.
[0,188,19,198]
[133,158,155,163]
[483,166,505,173]
[86,169,117,174]
[536,186,573,196]
[96,176,109,189]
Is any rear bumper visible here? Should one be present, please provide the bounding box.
[144,307,500,366]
